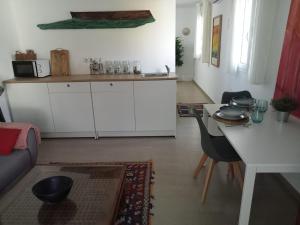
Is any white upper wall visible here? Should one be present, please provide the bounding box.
[9,0,176,75]
[0,0,19,121]
[0,1,19,82]
[194,0,291,103]
[176,0,198,7]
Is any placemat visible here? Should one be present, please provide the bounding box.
[213,113,249,125]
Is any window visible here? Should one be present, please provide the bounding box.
[194,0,211,63]
[239,0,253,68]
[194,2,204,59]
[230,0,253,73]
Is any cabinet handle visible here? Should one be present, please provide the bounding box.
[67,84,70,87]
[110,83,113,86]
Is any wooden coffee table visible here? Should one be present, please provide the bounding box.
[0,164,125,225]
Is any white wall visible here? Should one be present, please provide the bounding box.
[9,0,176,75]
[0,0,19,121]
[194,0,291,103]
[176,5,196,81]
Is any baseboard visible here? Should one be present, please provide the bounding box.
[192,80,214,103]
[41,132,96,138]
[97,130,176,137]
[41,130,176,138]
[274,174,300,202]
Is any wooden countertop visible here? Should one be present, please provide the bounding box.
[3,73,177,84]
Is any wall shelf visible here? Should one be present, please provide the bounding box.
[37,10,155,29]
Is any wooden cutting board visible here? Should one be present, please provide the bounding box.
[50,49,70,76]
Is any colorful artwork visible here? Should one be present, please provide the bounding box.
[211,15,222,67]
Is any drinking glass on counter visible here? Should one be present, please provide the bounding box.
[113,61,121,74]
[128,61,134,74]
[256,99,268,112]
[133,61,141,74]
[122,61,130,74]
[105,61,113,74]
[251,108,264,123]
[250,99,268,123]
[98,58,104,74]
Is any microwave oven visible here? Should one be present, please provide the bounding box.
[12,60,50,78]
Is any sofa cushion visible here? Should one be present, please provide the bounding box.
[0,128,21,155]
[0,149,32,192]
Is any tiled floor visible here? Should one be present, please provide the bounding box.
[38,81,298,225]
[177,81,213,103]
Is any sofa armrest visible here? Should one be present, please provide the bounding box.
[26,128,38,165]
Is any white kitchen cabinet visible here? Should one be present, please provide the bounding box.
[91,81,135,132]
[48,82,95,134]
[6,83,54,132]
[5,78,177,137]
[134,80,176,133]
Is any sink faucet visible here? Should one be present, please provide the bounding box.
[165,65,170,75]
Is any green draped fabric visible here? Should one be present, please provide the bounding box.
[37,17,155,30]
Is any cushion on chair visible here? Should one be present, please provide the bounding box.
[0,128,21,155]
[221,91,252,104]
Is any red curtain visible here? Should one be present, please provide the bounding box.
[274,0,300,118]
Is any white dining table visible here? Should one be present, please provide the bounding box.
[202,104,300,225]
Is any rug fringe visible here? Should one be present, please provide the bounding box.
[37,160,153,166]
[149,160,155,225]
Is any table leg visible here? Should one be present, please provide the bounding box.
[238,165,257,225]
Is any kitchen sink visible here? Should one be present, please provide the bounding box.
[142,73,168,77]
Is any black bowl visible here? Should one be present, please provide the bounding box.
[32,176,73,203]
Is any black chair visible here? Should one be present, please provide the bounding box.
[0,108,5,122]
[193,111,243,203]
[221,91,252,104]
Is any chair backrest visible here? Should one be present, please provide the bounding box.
[194,112,223,160]
[221,91,252,104]
[0,108,5,122]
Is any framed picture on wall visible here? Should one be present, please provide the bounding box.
[211,15,222,67]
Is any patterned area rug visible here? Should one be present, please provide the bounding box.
[177,103,206,117]
[115,162,153,225]
[38,161,154,225]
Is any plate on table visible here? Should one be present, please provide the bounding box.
[213,112,249,125]
[231,97,255,107]
[218,106,246,120]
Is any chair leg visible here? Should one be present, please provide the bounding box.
[232,161,244,190]
[227,163,235,178]
[193,153,208,179]
[201,159,216,203]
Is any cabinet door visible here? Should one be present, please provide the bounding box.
[6,83,54,132]
[49,83,94,133]
[91,82,135,132]
[134,80,176,131]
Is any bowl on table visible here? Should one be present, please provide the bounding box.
[32,176,73,203]
[216,105,247,121]
[231,97,255,109]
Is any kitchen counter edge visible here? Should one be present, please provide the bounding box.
[3,74,178,84]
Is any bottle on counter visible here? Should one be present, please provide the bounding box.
[122,61,130,74]
[98,58,104,74]
[90,58,106,75]
[105,61,113,74]
[133,61,142,74]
